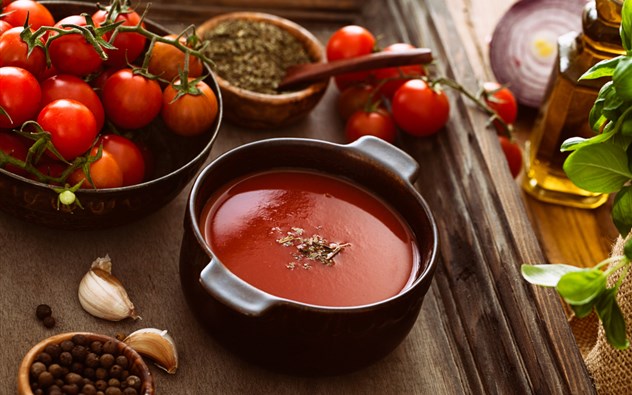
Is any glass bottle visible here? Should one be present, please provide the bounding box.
[522,0,624,209]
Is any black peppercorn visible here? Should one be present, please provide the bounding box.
[125,375,141,390]
[72,334,89,346]
[36,352,52,366]
[90,341,103,354]
[61,340,74,352]
[105,387,123,395]
[83,383,98,395]
[115,355,128,369]
[37,371,54,388]
[30,361,46,378]
[61,383,79,395]
[59,351,73,366]
[44,344,61,359]
[95,379,108,391]
[100,353,115,369]
[123,388,138,395]
[35,304,52,320]
[48,363,64,378]
[103,340,117,355]
[42,315,56,329]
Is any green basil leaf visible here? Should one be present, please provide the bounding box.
[580,56,623,80]
[563,143,632,193]
[595,288,630,350]
[588,99,607,132]
[557,269,607,305]
[571,301,595,319]
[521,264,584,287]
[560,125,616,152]
[613,187,632,236]
[613,56,632,102]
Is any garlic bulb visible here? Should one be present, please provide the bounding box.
[78,255,139,321]
[124,328,178,374]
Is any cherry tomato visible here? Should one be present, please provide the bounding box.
[34,159,65,183]
[0,131,28,176]
[1,0,55,30]
[68,146,123,189]
[161,79,218,136]
[0,20,13,35]
[102,68,163,130]
[0,66,42,129]
[37,99,98,161]
[41,74,105,132]
[148,34,203,83]
[326,25,376,90]
[373,43,426,99]
[498,135,523,178]
[337,84,380,121]
[48,15,103,77]
[92,7,146,68]
[391,79,450,137]
[345,109,397,143]
[483,82,518,133]
[0,26,46,79]
[98,134,145,186]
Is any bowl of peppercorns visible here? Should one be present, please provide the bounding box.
[196,12,328,129]
[18,332,154,395]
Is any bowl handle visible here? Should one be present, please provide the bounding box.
[199,257,276,316]
[348,136,420,183]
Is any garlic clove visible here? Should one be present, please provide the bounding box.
[124,328,178,374]
[78,255,139,321]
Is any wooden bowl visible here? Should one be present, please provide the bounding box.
[196,12,328,130]
[18,332,155,395]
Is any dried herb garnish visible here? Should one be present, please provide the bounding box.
[202,19,312,94]
[276,227,350,269]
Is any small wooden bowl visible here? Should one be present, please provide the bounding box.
[18,332,155,395]
[197,12,329,130]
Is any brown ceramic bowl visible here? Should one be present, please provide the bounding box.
[18,332,155,395]
[196,12,328,129]
[179,136,439,375]
[0,1,222,230]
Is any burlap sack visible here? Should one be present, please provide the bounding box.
[572,235,632,394]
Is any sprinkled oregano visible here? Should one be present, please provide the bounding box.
[275,227,350,268]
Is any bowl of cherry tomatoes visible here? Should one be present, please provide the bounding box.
[0,0,222,230]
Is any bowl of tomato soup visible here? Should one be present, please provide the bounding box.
[179,136,438,375]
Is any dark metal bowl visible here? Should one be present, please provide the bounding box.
[179,136,439,375]
[0,1,222,230]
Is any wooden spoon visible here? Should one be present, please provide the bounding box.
[277,48,433,90]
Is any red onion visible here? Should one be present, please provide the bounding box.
[489,0,588,108]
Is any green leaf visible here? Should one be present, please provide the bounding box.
[613,187,632,236]
[621,0,632,53]
[625,237,632,261]
[588,98,607,133]
[613,56,632,102]
[563,143,632,193]
[521,264,584,287]
[570,300,596,319]
[557,269,607,305]
[595,288,630,350]
[560,126,616,152]
[580,56,623,80]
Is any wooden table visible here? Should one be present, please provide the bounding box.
[1,0,606,393]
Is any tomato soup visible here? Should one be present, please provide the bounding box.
[199,170,419,307]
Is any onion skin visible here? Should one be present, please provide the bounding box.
[489,0,587,108]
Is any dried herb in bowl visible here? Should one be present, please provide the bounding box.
[202,19,312,94]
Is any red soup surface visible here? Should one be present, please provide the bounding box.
[200,170,419,307]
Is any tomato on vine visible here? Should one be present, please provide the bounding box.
[38,99,98,161]
[102,68,162,130]
[48,15,104,77]
[41,74,105,132]
[498,135,523,178]
[0,20,12,36]
[374,43,426,99]
[391,79,450,137]
[482,81,518,130]
[345,108,397,143]
[1,0,55,30]
[148,34,203,83]
[92,6,146,68]
[98,134,145,186]
[337,84,381,121]
[0,66,42,129]
[326,25,376,90]
[0,26,46,79]
[161,78,218,136]
[68,146,124,189]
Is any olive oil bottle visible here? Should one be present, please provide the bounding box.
[522,0,624,208]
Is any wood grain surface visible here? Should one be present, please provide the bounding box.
[0,0,603,393]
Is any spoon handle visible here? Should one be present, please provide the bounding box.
[278,48,433,90]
